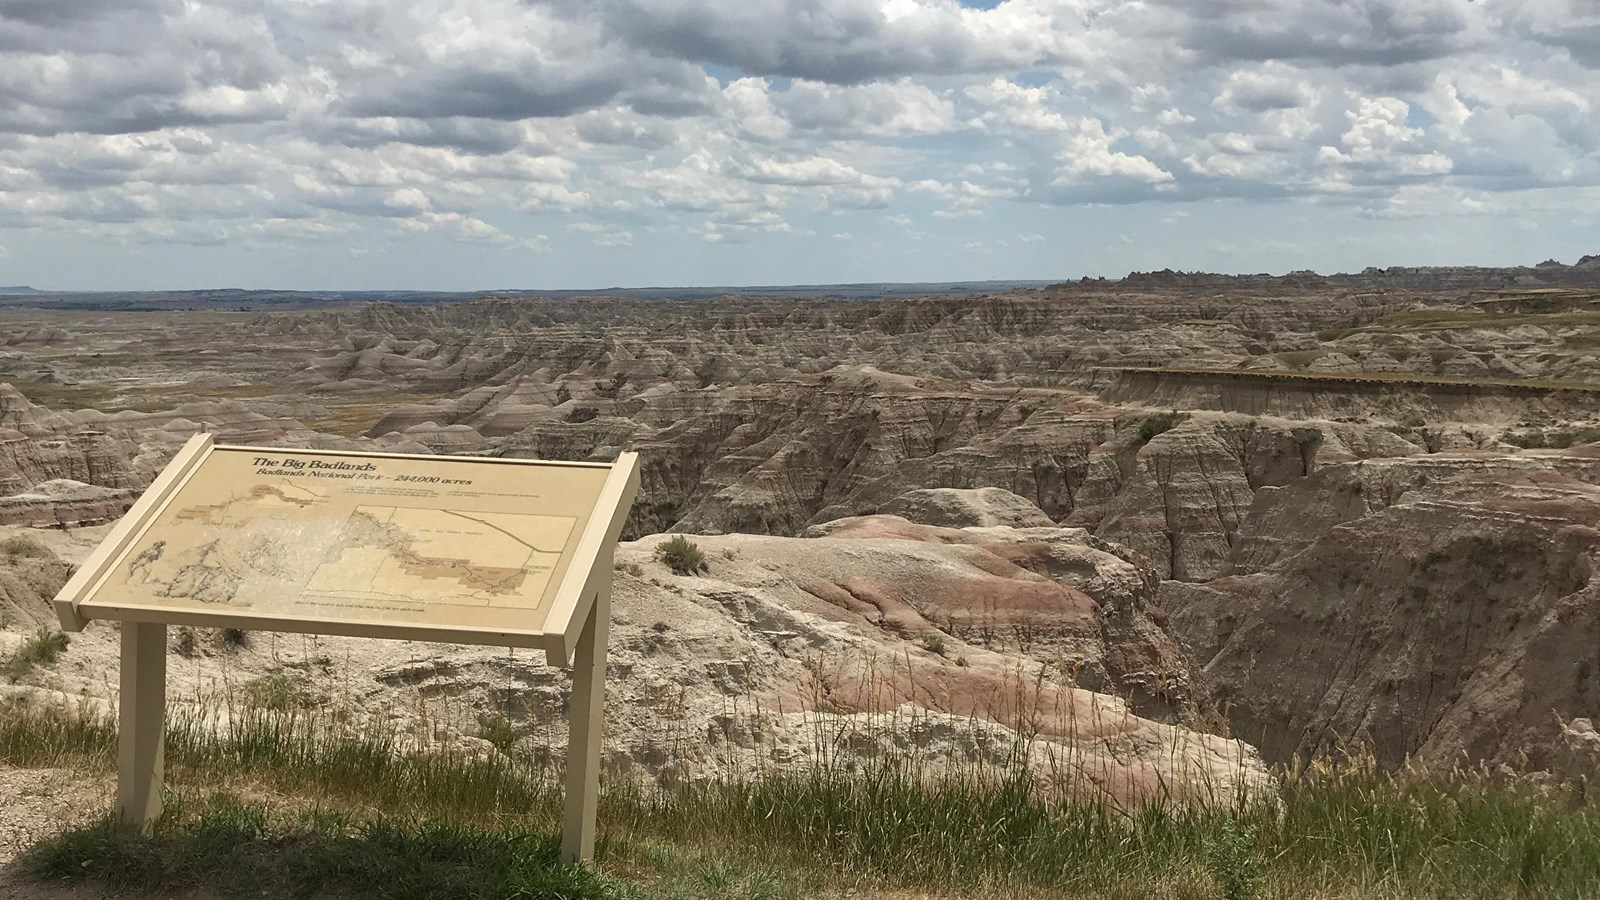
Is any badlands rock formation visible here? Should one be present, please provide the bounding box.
[0,499,1265,806]
[2,264,1599,783]
[1161,447,1600,775]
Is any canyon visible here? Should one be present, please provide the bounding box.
[3,259,1600,796]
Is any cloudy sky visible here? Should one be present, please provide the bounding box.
[0,0,1596,290]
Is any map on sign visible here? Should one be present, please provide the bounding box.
[77,445,621,642]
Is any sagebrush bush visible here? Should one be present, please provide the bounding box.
[657,536,708,576]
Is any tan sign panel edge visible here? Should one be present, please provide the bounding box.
[54,434,641,666]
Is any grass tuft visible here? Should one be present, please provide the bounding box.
[239,674,306,711]
[4,627,70,680]
[477,714,524,755]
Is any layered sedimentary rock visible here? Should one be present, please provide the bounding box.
[878,487,1058,528]
[0,480,137,528]
[0,532,72,633]
[3,267,1600,781]
[1162,448,1600,775]
[0,516,1264,807]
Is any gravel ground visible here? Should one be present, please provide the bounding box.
[0,766,129,899]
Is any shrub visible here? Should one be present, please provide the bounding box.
[241,675,306,712]
[1291,426,1322,448]
[565,406,599,424]
[217,628,250,651]
[657,536,708,576]
[1136,411,1188,445]
[0,536,49,559]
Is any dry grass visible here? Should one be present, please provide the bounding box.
[3,686,1598,899]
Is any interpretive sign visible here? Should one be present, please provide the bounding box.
[53,433,639,862]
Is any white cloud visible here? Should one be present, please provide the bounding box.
[1319,97,1453,176]
[779,79,955,136]
[0,0,1593,285]
[568,221,634,246]
[398,212,550,251]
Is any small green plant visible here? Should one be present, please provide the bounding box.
[240,675,305,711]
[216,628,250,651]
[1136,410,1188,445]
[918,634,948,657]
[4,628,69,680]
[477,715,523,755]
[1206,818,1264,900]
[657,536,708,576]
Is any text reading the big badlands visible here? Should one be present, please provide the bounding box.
[251,456,474,485]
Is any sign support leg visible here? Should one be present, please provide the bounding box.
[117,621,166,830]
[561,562,611,864]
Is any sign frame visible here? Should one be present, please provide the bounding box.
[53,433,640,863]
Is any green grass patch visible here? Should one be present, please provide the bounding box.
[239,674,307,711]
[25,796,632,900]
[4,627,69,680]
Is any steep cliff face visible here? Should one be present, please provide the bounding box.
[1163,450,1600,774]
[0,533,72,631]
[0,480,137,528]
[1101,368,1600,425]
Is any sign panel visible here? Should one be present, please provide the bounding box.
[56,434,639,861]
[60,437,638,656]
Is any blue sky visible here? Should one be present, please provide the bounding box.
[0,0,1596,291]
